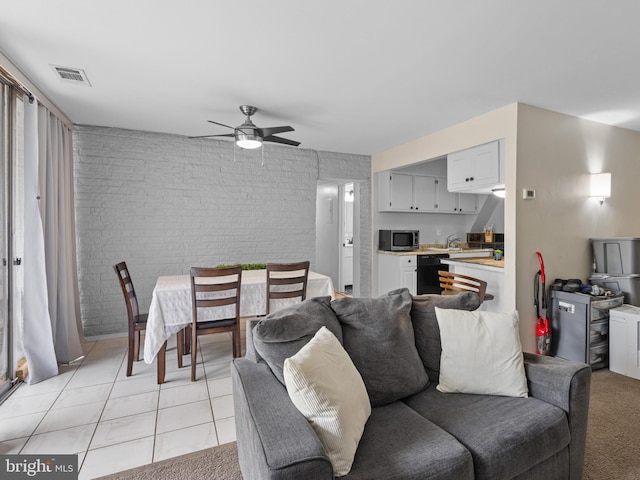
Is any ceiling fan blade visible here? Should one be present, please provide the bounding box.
[264,135,301,147]
[207,120,236,130]
[259,126,294,137]
[188,133,235,139]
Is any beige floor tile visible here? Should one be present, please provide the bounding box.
[156,400,213,434]
[211,394,234,421]
[153,422,218,462]
[102,390,159,421]
[22,423,96,455]
[158,381,209,409]
[90,411,157,449]
[79,436,154,480]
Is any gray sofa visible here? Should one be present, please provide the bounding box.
[232,289,591,480]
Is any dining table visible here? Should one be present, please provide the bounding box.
[143,269,335,383]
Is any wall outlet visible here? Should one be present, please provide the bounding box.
[523,189,535,199]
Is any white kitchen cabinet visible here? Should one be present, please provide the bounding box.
[379,172,435,212]
[378,172,477,214]
[435,177,477,213]
[377,253,417,295]
[388,172,414,210]
[457,192,478,213]
[413,174,438,211]
[447,140,502,193]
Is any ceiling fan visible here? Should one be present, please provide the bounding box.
[190,105,300,148]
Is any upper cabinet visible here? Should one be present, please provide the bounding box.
[447,140,503,193]
[378,172,477,214]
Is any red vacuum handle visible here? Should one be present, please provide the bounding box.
[536,251,546,284]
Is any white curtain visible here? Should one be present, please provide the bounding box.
[23,97,57,383]
[22,97,83,384]
[38,104,84,364]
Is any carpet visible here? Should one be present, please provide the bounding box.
[583,368,640,480]
[97,369,639,480]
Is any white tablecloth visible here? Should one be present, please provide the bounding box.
[143,270,334,363]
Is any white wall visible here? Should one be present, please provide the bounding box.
[73,126,370,337]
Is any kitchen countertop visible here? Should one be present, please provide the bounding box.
[378,247,494,257]
[442,257,504,269]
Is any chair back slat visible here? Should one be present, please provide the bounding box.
[189,265,243,380]
[266,261,310,314]
[190,265,242,326]
[114,261,140,321]
[438,270,488,302]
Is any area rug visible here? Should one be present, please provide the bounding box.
[95,441,242,480]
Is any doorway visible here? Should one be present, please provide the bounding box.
[315,180,359,296]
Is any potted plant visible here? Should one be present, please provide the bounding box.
[494,249,503,260]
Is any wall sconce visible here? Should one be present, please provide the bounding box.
[590,173,611,205]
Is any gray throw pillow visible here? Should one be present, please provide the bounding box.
[331,288,428,407]
[252,296,341,385]
[410,292,481,382]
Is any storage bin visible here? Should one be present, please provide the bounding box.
[591,237,640,273]
[590,341,608,364]
[590,319,609,343]
[589,274,640,307]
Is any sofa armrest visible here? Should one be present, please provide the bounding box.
[523,353,591,480]
[231,358,333,480]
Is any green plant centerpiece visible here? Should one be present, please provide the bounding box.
[216,263,267,270]
[493,249,503,260]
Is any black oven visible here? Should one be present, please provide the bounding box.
[417,254,449,294]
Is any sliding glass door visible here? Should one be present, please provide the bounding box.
[0,80,24,399]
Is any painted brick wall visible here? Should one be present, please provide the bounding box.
[73,126,370,337]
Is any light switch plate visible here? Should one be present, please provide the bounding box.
[523,189,535,199]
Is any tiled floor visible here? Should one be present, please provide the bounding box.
[0,332,238,479]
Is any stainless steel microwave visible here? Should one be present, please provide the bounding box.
[379,230,419,251]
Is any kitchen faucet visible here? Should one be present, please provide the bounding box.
[446,234,462,249]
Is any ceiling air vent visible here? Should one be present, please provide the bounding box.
[50,65,91,86]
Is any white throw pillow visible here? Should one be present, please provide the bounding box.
[434,308,528,398]
[283,326,371,476]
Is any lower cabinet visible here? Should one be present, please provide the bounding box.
[377,253,417,296]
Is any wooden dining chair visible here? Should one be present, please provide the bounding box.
[266,261,310,314]
[113,261,149,377]
[438,270,494,302]
[190,265,243,382]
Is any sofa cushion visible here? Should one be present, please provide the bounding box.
[332,288,428,407]
[284,326,370,477]
[253,296,341,384]
[435,308,528,398]
[344,401,473,480]
[403,384,571,480]
[410,292,481,382]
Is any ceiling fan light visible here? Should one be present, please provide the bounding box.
[236,131,263,149]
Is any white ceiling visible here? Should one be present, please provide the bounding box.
[2,1,640,155]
